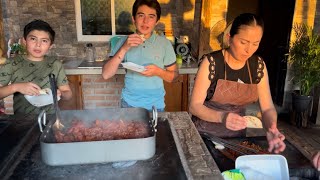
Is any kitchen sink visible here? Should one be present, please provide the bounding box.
[77,60,106,68]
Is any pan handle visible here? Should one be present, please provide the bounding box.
[37,109,46,132]
[152,106,158,131]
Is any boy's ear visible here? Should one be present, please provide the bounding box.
[225,33,231,43]
[132,16,136,24]
[22,38,27,46]
[49,43,55,49]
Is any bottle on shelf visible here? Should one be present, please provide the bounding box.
[85,43,95,63]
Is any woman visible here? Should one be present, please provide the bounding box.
[189,13,286,153]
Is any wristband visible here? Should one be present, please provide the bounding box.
[221,112,229,124]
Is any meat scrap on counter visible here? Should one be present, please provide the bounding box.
[54,119,151,143]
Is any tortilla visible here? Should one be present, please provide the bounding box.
[244,116,263,128]
[140,34,146,41]
[39,89,49,95]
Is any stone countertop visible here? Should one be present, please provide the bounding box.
[63,60,198,75]
[1,112,222,180]
[165,112,224,179]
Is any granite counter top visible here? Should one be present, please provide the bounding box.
[63,60,198,75]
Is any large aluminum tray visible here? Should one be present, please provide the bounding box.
[38,107,157,166]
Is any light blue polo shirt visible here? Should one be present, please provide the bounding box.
[110,33,176,110]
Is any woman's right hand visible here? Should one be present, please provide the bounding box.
[224,112,247,131]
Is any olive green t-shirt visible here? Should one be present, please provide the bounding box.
[0,55,69,115]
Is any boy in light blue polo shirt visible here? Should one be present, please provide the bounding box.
[103,0,178,111]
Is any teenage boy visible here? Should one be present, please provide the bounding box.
[102,0,178,112]
[0,19,72,115]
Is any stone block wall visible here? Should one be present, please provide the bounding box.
[0,0,199,114]
[0,0,198,61]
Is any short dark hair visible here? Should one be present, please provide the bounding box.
[132,0,161,21]
[23,19,55,43]
[229,13,264,37]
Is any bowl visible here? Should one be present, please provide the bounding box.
[24,88,60,107]
[236,154,289,180]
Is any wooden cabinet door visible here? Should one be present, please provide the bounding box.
[164,75,188,112]
[59,75,83,110]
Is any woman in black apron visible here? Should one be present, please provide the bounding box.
[189,13,286,154]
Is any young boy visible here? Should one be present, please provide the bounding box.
[0,19,72,115]
[102,0,178,112]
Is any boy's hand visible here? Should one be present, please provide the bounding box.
[16,82,41,96]
[312,151,320,171]
[57,89,62,98]
[122,34,144,51]
[140,64,161,77]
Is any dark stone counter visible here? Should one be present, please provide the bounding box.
[5,119,187,180]
[0,115,39,177]
[0,112,223,180]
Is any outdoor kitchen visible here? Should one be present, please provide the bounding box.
[0,0,320,180]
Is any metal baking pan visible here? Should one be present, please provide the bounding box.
[38,107,157,166]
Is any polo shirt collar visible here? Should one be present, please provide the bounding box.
[145,31,157,44]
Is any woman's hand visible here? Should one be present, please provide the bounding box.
[224,113,247,131]
[312,151,320,171]
[266,128,286,153]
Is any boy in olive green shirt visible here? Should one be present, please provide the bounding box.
[0,19,72,115]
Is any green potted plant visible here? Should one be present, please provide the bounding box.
[288,23,320,127]
[10,43,26,57]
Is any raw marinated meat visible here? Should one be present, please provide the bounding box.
[54,119,150,143]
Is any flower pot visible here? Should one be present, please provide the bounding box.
[291,91,313,127]
[292,91,313,112]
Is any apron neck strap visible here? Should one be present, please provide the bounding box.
[247,60,253,84]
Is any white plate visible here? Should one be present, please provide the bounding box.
[236,155,289,180]
[121,62,145,72]
[24,88,60,107]
[244,115,263,128]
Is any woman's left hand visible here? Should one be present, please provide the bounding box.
[266,128,286,153]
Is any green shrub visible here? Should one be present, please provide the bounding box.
[288,24,320,96]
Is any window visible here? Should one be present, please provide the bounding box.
[74,0,135,41]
